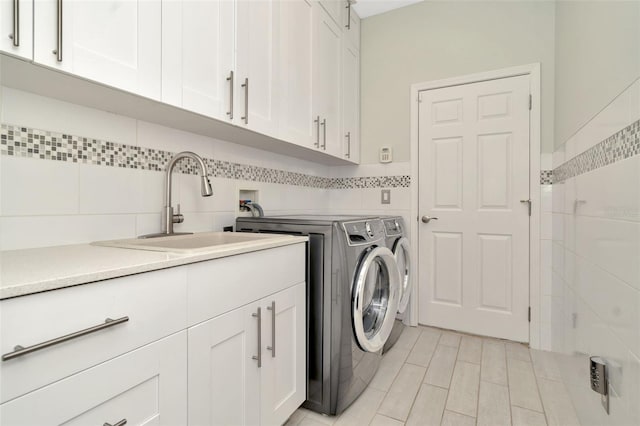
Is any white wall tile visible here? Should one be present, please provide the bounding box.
[1,156,79,216]
[78,164,140,214]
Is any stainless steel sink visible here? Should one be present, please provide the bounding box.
[92,232,284,253]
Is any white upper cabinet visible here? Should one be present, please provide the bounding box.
[33,0,162,100]
[344,1,360,50]
[319,0,343,27]
[279,0,316,149]
[0,0,33,60]
[236,0,280,138]
[342,40,360,163]
[162,0,234,120]
[314,6,342,157]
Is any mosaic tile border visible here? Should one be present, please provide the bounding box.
[0,124,410,189]
[553,119,640,184]
[540,170,553,185]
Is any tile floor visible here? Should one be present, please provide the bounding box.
[285,325,581,426]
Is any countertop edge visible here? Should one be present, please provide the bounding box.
[0,236,308,300]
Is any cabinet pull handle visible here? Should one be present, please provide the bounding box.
[345,1,351,30]
[251,307,261,367]
[241,77,249,124]
[226,70,234,120]
[345,132,351,158]
[266,301,275,357]
[104,419,127,426]
[52,0,63,61]
[9,0,19,46]
[314,116,320,147]
[1,317,129,362]
[321,119,327,150]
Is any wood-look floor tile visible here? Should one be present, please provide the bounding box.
[511,406,548,426]
[530,349,562,381]
[406,384,447,426]
[457,335,482,364]
[445,362,480,417]
[481,340,508,386]
[439,331,462,348]
[370,348,410,391]
[507,358,544,412]
[284,409,308,426]
[476,381,511,426]
[537,378,580,426]
[406,327,441,367]
[378,363,426,421]
[370,414,405,426]
[334,387,386,426]
[394,325,422,351]
[424,345,458,388]
[506,341,532,362]
[440,410,476,426]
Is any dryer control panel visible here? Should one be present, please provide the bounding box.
[342,220,385,246]
[383,218,403,237]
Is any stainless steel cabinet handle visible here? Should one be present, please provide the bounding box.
[52,0,63,61]
[314,116,320,147]
[345,132,351,158]
[345,1,351,30]
[266,301,275,357]
[520,199,532,216]
[226,70,234,120]
[251,307,261,367]
[2,317,129,361]
[421,216,438,224]
[241,78,249,124]
[104,419,127,426]
[9,0,19,46]
[321,119,327,150]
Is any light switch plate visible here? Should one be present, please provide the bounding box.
[381,189,391,204]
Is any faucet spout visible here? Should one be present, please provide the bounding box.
[160,151,212,235]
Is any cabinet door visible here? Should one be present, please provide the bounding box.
[261,283,306,426]
[279,0,315,148]
[342,41,360,163]
[319,0,342,27]
[188,302,261,426]
[343,1,360,50]
[314,6,342,157]
[162,0,234,120]
[0,332,187,426]
[33,0,161,100]
[236,0,280,137]
[0,0,33,59]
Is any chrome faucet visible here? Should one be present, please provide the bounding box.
[139,151,213,238]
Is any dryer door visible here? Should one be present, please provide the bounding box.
[393,237,412,314]
[352,246,400,352]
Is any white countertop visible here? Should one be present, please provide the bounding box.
[0,234,307,300]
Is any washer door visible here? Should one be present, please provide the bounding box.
[352,246,401,352]
[393,237,412,314]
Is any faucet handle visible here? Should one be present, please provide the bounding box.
[173,203,184,224]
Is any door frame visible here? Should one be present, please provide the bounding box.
[409,63,542,348]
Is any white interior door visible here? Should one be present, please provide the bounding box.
[418,75,531,342]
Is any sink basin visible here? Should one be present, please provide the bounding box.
[93,232,286,253]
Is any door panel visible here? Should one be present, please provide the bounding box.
[418,74,530,342]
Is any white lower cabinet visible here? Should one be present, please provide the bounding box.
[189,282,306,426]
[0,332,187,426]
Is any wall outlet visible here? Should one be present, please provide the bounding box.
[381,189,391,204]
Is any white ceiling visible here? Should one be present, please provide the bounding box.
[352,0,424,19]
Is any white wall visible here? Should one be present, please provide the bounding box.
[554,1,640,148]
[360,0,556,163]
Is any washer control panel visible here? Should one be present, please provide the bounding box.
[343,220,385,246]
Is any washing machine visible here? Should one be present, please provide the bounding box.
[236,215,401,415]
[381,216,412,354]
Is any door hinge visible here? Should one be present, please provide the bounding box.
[528,307,531,322]
[529,94,532,110]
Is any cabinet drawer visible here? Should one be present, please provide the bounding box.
[188,243,306,325]
[0,267,188,403]
[0,331,187,426]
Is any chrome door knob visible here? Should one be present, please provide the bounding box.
[421,216,438,224]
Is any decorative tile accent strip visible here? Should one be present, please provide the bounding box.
[0,124,410,189]
[540,170,553,185]
[553,119,640,183]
